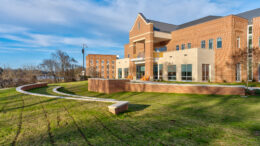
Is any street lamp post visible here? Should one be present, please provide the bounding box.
[82,44,87,79]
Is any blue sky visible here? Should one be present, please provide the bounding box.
[0,0,259,68]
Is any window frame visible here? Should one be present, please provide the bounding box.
[187,43,191,49]
[208,39,213,49]
[176,45,179,51]
[201,40,206,48]
[181,64,192,81]
[118,68,122,79]
[237,37,240,48]
[217,37,222,48]
[236,63,241,82]
[181,44,185,50]
[168,65,177,81]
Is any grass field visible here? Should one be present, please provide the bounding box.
[1,81,260,145]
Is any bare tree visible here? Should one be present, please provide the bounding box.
[51,50,78,82]
[229,47,260,88]
[40,59,58,82]
[86,66,98,78]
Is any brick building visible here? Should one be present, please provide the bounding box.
[86,54,117,79]
[116,8,260,82]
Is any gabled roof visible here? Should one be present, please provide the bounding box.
[138,13,177,33]
[139,13,221,33]
[236,8,260,24]
[176,16,222,30]
[147,19,178,33]
[138,8,260,33]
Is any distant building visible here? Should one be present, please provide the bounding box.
[86,54,117,79]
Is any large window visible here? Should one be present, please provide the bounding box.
[202,64,210,81]
[217,37,222,48]
[118,68,122,79]
[181,44,185,50]
[168,65,176,81]
[249,26,252,34]
[187,43,191,49]
[136,65,145,79]
[237,37,240,48]
[153,64,163,80]
[124,68,129,78]
[181,64,192,81]
[201,40,206,48]
[155,46,167,52]
[249,35,252,49]
[176,45,179,51]
[236,63,241,82]
[209,39,213,49]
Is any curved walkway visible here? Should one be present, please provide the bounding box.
[16,83,129,114]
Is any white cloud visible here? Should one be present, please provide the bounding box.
[0,0,242,32]
[0,29,122,49]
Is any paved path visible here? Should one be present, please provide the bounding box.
[16,83,129,114]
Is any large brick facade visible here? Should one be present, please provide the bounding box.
[122,12,260,83]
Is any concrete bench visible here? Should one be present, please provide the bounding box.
[108,101,129,115]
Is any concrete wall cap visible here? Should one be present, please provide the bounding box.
[129,81,246,88]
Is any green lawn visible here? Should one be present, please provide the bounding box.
[1,81,260,145]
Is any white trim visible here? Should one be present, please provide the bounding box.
[133,37,146,42]
[130,14,151,32]
[129,32,153,40]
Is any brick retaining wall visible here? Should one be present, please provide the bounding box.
[88,78,245,95]
[88,78,130,94]
[21,82,48,91]
[125,82,245,96]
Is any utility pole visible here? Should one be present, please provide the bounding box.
[82,44,87,78]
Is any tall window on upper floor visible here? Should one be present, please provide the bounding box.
[187,43,191,49]
[259,37,260,48]
[237,37,240,48]
[249,36,252,49]
[209,39,213,49]
[181,44,185,50]
[176,45,179,51]
[249,26,252,34]
[201,40,206,48]
[217,37,222,48]
[138,22,140,30]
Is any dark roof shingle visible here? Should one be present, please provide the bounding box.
[236,8,260,24]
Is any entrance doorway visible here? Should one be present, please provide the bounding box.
[153,64,163,80]
[136,65,145,79]
[236,63,241,82]
[202,64,210,81]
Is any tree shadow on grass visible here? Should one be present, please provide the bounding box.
[57,87,76,95]
[124,104,150,113]
[4,97,59,113]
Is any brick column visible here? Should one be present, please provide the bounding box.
[129,43,136,79]
[145,39,154,80]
